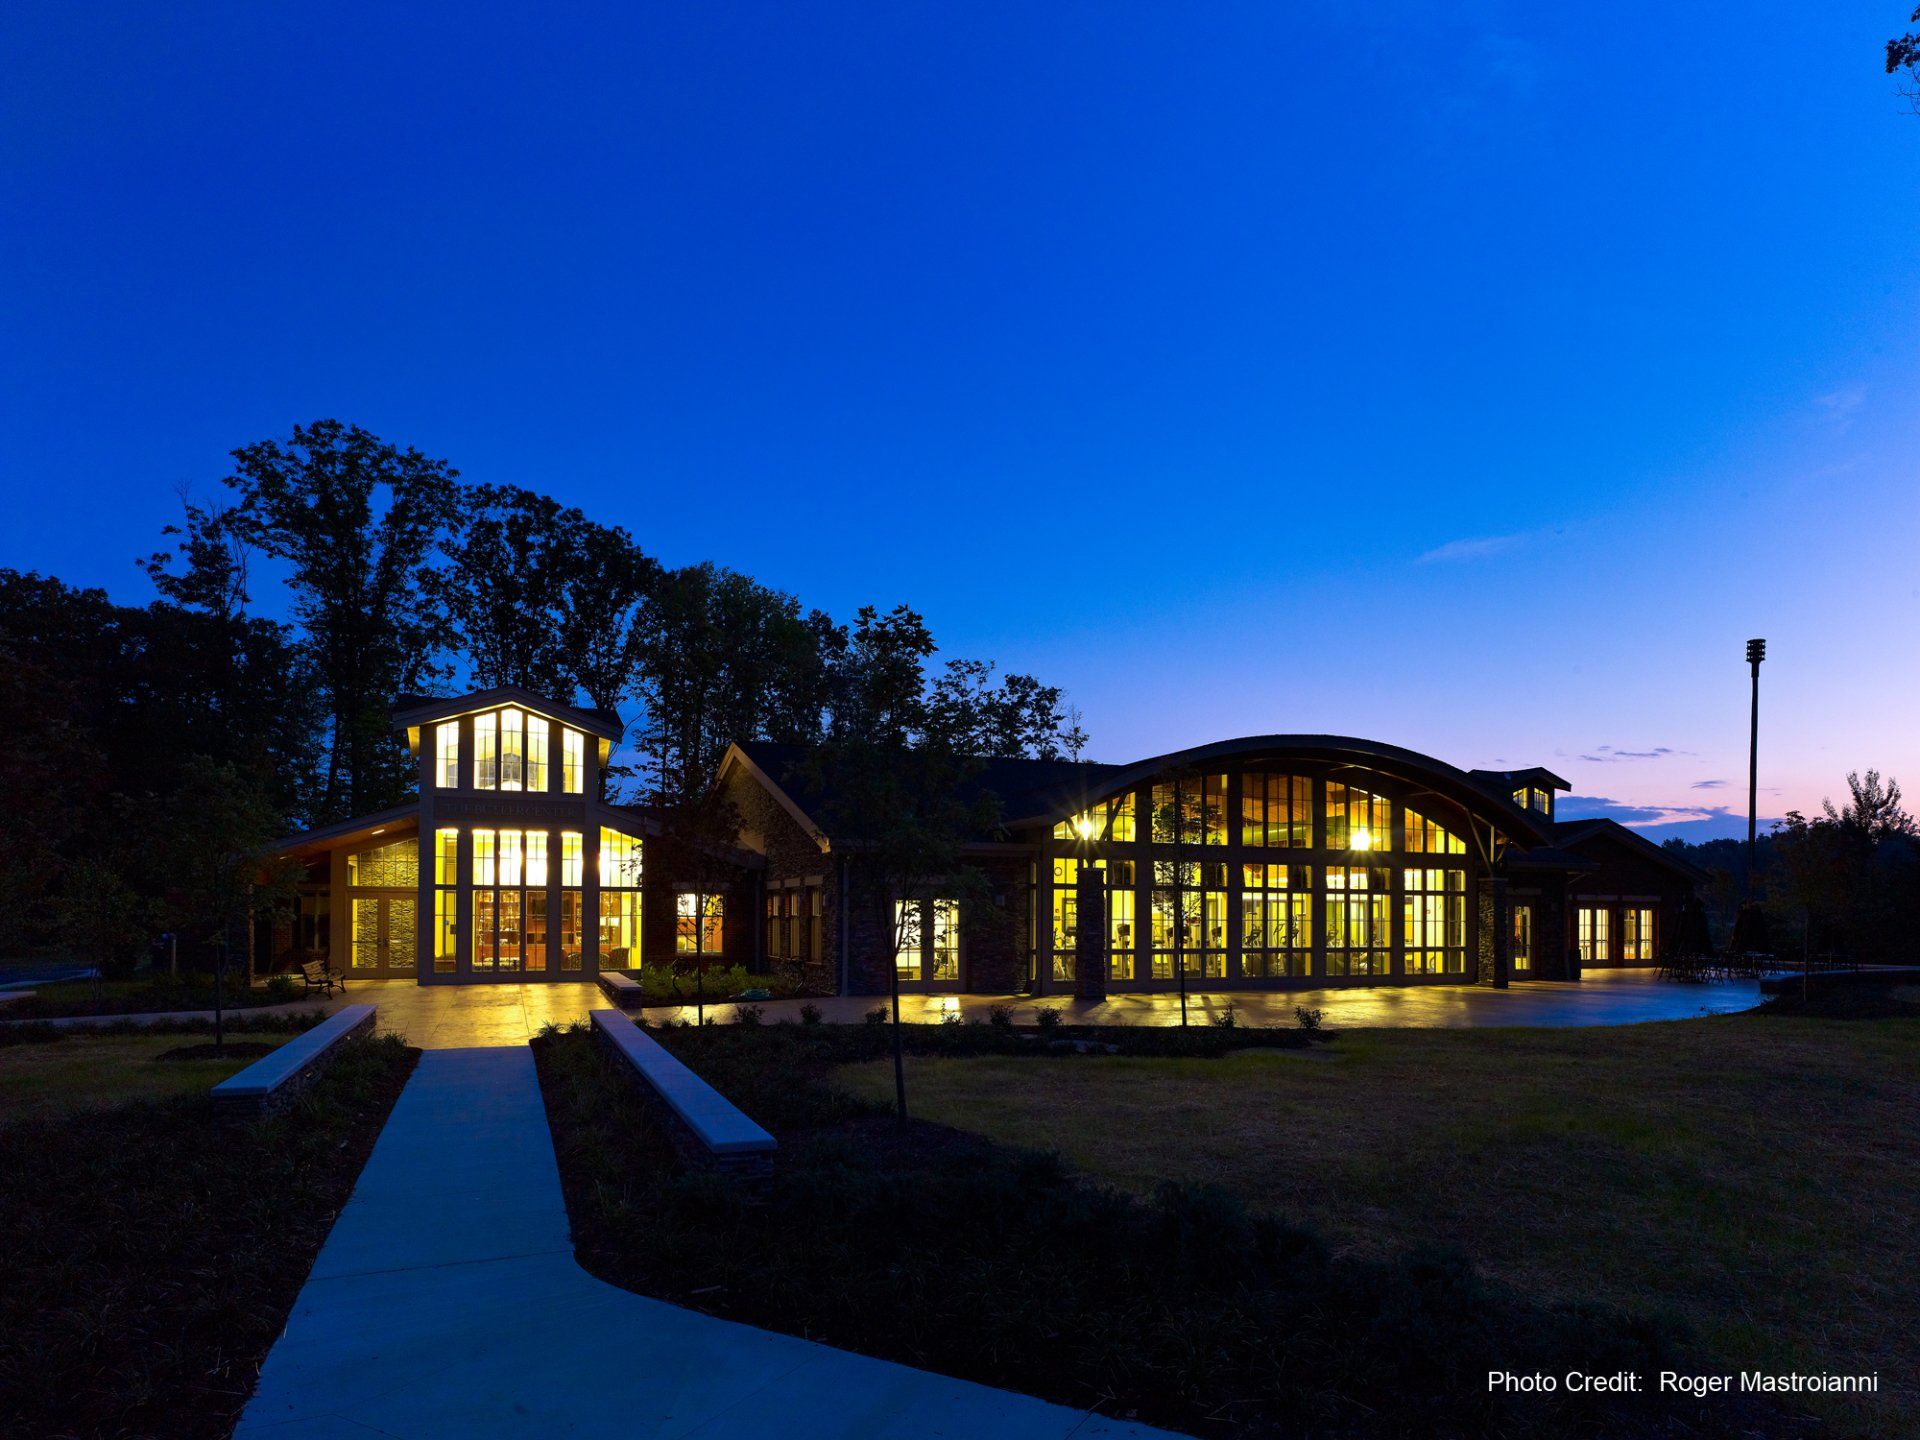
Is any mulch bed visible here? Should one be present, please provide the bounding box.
[0,1034,418,1440]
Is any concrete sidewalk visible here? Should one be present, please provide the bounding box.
[236,1047,1177,1440]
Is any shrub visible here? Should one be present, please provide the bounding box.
[798,1002,824,1026]
[1211,1000,1238,1029]
[1033,1006,1063,1032]
[262,975,300,1004]
[1294,1004,1324,1033]
[986,1003,1015,1028]
[734,1005,764,1026]
[939,1010,963,1027]
[864,1006,889,1026]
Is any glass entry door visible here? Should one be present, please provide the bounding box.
[350,895,418,973]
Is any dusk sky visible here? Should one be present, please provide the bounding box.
[4,4,1917,841]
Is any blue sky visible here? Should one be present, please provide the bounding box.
[4,3,1917,840]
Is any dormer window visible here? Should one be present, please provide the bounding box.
[1511,786,1552,817]
[435,722,460,789]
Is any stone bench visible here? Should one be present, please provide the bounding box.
[590,1009,776,1177]
[211,1003,377,1119]
[597,970,644,1009]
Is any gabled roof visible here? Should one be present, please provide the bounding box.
[1552,817,1709,882]
[392,687,624,747]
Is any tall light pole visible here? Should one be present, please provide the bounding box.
[1745,638,1766,895]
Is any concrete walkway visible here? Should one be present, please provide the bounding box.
[236,1047,1175,1440]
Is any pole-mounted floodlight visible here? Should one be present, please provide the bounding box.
[1745,639,1765,892]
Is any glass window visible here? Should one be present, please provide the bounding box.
[599,891,639,967]
[895,898,923,981]
[560,890,583,971]
[1241,862,1311,977]
[475,711,498,790]
[1621,906,1656,962]
[1107,859,1135,982]
[434,888,456,973]
[436,722,460,789]
[1241,772,1312,848]
[474,889,497,970]
[525,891,547,973]
[348,837,417,888]
[1151,774,1227,845]
[1577,906,1611,963]
[434,828,459,885]
[498,829,522,887]
[1150,860,1226,978]
[1326,782,1390,853]
[562,729,585,794]
[930,898,959,982]
[1053,790,1136,843]
[1050,856,1085,981]
[1405,808,1466,856]
[676,891,724,956]
[1326,865,1391,975]
[527,715,549,792]
[524,830,548,886]
[1512,903,1534,971]
[560,830,583,886]
[599,828,643,888]
[1403,867,1466,974]
[500,708,525,791]
[473,829,496,886]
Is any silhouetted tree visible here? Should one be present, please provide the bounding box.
[1890,7,1920,106]
[216,421,458,820]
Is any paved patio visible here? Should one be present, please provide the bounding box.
[314,968,1763,1049]
[236,1046,1175,1440]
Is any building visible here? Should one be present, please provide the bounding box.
[271,688,1705,993]
[271,688,753,985]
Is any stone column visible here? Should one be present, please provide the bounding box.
[1074,861,1108,1003]
[1489,874,1511,989]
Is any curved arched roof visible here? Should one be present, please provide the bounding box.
[1005,734,1557,849]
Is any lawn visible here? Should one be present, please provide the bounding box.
[837,1002,1920,1437]
[0,971,309,1019]
[0,1031,417,1440]
[0,1029,305,1121]
[537,1021,1783,1439]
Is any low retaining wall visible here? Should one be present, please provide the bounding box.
[211,1004,377,1119]
[589,1009,776,1178]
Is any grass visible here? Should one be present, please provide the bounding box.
[0,1030,306,1120]
[1,971,307,1019]
[836,999,1920,1438]
[0,1031,417,1440]
[537,1022,1780,1439]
